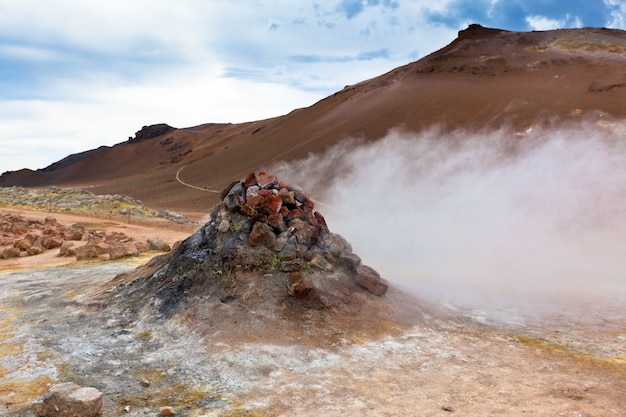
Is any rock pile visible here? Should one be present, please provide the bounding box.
[111,172,388,325]
[0,212,171,261]
[216,171,388,296]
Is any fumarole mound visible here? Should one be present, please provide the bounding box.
[106,172,395,341]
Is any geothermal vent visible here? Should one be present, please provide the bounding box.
[105,172,397,341]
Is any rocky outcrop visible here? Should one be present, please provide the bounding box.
[37,382,103,417]
[0,186,192,223]
[128,123,175,143]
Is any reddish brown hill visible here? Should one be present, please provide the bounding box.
[2,24,626,212]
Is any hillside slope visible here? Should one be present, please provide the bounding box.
[2,24,626,212]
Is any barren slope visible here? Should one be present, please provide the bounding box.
[2,25,626,212]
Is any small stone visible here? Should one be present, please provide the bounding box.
[257,171,278,189]
[159,405,176,416]
[249,222,276,249]
[217,219,230,233]
[140,378,150,387]
[310,255,333,271]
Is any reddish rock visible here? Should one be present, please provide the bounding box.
[59,241,76,257]
[257,189,274,197]
[278,188,295,205]
[314,212,329,232]
[257,171,278,189]
[249,222,276,248]
[10,222,28,235]
[14,238,32,250]
[42,236,64,250]
[1,247,21,259]
[109,242,140,260]
[243,172,257,188]
[241,203,256,217]
[262,195,283,214]
[93,242,110,255]
[245,194,263,208]
[26,246,43,256]
[134,241,149,253]
[159,406,176,416]
[44,217,57,226]
[267,213,287,233]
[355,264,388,296]
[288,273,313,298]
[74,245,99,261]
[64,226,84,241]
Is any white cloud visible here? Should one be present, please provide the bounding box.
[605,0,626,28]
[525,15,564,31]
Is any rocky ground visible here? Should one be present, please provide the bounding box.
[0,179,625,417]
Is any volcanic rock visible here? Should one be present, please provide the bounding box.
[37,382,103,417]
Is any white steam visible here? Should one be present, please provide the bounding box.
[271,122,626,325]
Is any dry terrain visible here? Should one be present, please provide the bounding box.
[0,207,624,417]
[1,25,626,416]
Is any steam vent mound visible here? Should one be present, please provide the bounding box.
[106,172,410,343]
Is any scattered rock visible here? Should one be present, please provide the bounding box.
[74,244,99,261]
[37,382,103,417]
[159,405,177,416]
[109,242,140,260]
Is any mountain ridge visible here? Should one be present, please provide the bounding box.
[2,24,626,212]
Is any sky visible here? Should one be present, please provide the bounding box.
[1,0,626,172]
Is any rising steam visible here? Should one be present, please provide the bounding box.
[270,120,626,324]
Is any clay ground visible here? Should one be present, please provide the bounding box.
[0,209,624,416]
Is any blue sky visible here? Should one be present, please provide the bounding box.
[1,0,625,172]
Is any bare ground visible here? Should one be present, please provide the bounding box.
[0,210,625,416]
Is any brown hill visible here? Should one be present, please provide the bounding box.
[2,24,626,213]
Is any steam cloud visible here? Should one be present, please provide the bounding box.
[270,121,626,325]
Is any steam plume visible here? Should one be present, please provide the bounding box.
[270,121,626,324]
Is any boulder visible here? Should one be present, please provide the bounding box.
[59,241,76,257]
[26,246,43,256]
[355,264,388,296]
[1,247,21,259]
[42,236,64,250]
[74,245,99,261]
[147,238,171,252]
[37,382,103,417]
[134,241,149,253]
[14,238,32,251]
[109,241,140,260]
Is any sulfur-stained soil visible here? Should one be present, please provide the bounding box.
[0,211,624,417]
